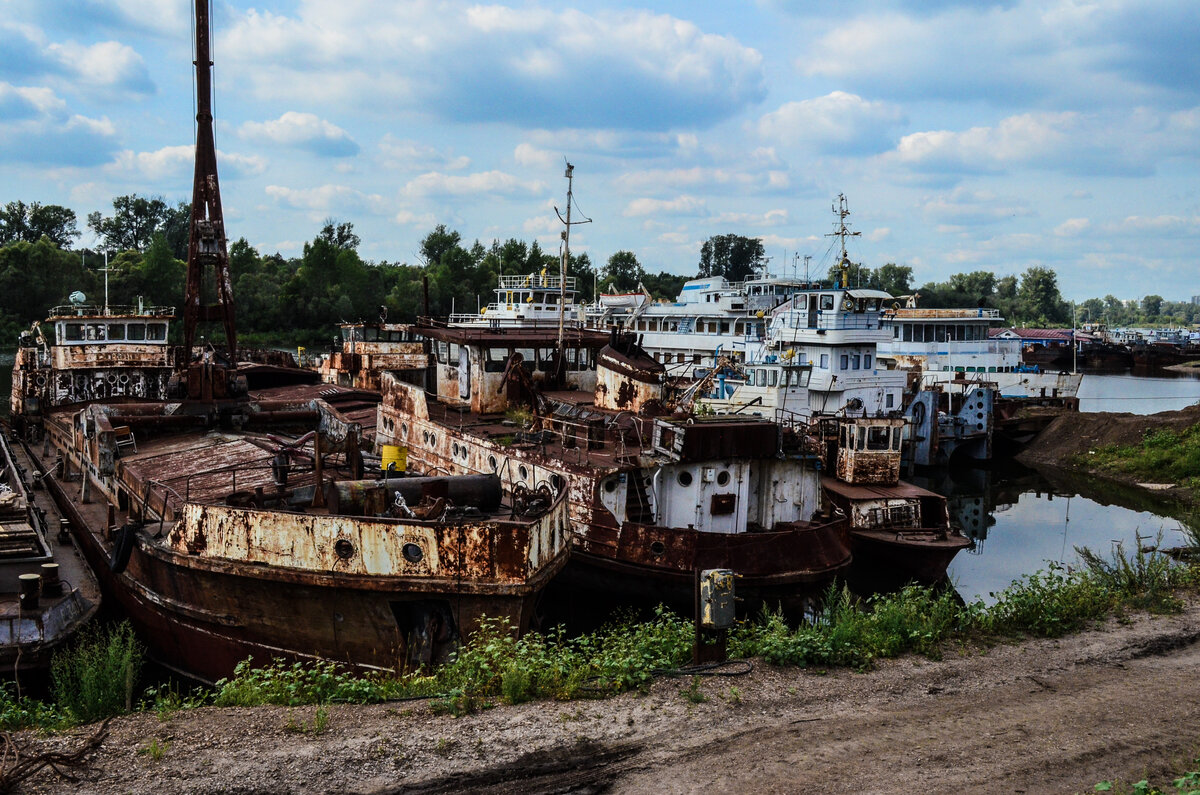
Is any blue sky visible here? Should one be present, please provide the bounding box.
[2,0,1199,302]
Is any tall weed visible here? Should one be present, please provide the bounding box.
[51,621,144,723]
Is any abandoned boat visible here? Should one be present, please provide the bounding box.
[375,323,852,610]
[0,423,100,674]
[813,415,970,582]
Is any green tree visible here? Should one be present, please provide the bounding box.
[1141,294,1163,318]
[0,201,80,247]
[698,234,765,282]
[876,263,913,297]
[602,250,645,292]
[1016,266,1068,324]
[87,195,169,252]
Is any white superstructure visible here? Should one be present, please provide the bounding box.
[878,306,1082,398]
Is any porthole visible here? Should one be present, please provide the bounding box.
[677,471,693,487]
[649,540,666,556]
[603,478,618,493]
[550,474,565,493]
[400,422,408,440]
[422,430,429,444]
[402,543,424,563]
[429,433,437,446]
[716,471,731,487]
[452,442,460,457]
[334,539,355,560]
[518,464,529,481]
[488,455,498,472]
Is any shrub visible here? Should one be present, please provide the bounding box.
[51,621,144,724]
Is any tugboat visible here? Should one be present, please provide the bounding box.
[814,415,970,582]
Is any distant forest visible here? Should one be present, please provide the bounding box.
[1,196,1196,347]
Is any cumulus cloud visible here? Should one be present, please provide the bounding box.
[107,145,266,181]
[1102,215,1200,237]
[615,167,789,194]
[1053,218,1090,237]
[402,170,545,198]
[21,0,189,37]
[919,188,1034,227]
[623,196,706,217]
[380,136,469,171]
[0,81,117,167]
[755,92,906,155]
[266,184,388,215]
[222,4,765,129]
[239,112,359,157]
[0,24,154,97]
[709,209,790,227]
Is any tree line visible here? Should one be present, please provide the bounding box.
[1,195,1194,347]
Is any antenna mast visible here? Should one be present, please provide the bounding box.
[827,193,860,289]
[183,0,237,363]
[554,162,590,378]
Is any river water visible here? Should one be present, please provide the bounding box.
[2,350,1195,606]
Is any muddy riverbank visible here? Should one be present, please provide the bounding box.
[11,599,1200,794]
[1016,403,1200,508]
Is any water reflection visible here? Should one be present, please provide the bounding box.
[912,463,1191,604]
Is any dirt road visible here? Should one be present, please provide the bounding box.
[16,598,1200,794]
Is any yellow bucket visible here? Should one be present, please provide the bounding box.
[381,445,407,473]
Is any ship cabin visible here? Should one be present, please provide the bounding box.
[818,416,905,486]
[319,322,427,390]
[448,273,586,328]
[415,325,611,415]
[41,303,174,370]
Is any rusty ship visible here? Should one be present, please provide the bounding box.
[8,0,570,682]
[0,422,100,674]
[375,322,852,609]
[814,415,970,582]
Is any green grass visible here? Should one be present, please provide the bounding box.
[50,621,144,724]
[1079,425,1200,493]
[3,544,1199,734]
[1095,757,1200,793]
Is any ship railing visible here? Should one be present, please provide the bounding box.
[48,304,175,318]
[814,314,881,331]
[497,273,576,291]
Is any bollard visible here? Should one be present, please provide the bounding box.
[40,563,63,598]
[58,518,72,545]
[18,573,40,610]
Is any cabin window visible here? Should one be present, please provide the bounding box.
[864,354,872,369]
[894,325,901,339]
[840,354,849,370]
[693,354,702,365]
[902,325,912,342]
[147,323,167,341]
[867,426,890,451]
[820,295,834,311]
[85,324,106,340]
[107,324,125,341]
[851,354,861,370]
[892,428,903,450]
[755,369,766,387]
[885,393,894,409]
[364,327,379,342]
[720,321,730,334]
[867,298,881,311]
[820,354,829,369]
[127,323,146,341]
[856,427,867,450]
[935,325,946,342]
[448,343,459,364]
[65,323,84,342]
[435,341,448,364]
[515,348,535,372]
[485,347,508,372]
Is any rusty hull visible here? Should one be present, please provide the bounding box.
[376,372,850,604]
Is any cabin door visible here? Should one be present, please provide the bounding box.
[807,295,818,328]
[458,346,470,400]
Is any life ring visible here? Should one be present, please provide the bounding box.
[842,297,855,311]
[109,523,137,573]
[35,375,46,387]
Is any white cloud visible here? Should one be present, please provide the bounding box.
[513,143,558,171]
[222,5,765,129]
[402,170,545,198]
[709,209,790,227]
[868,227,892,242]
[1053,218,1090,237]
[46,39,153,96]
[394,209,440,227]
[107,145,266,181]
[919,188,1035,226]
[239,112,359,157]
[615,167,788,194]
[378,136,468,171]
[266,184,387,215]
[623,195,706,217]
[1102,215,1200,237]
[755,92,905,154]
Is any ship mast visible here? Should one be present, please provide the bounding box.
[555,163,590,380]
[827,193,860,289]
[183,0,237,363]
